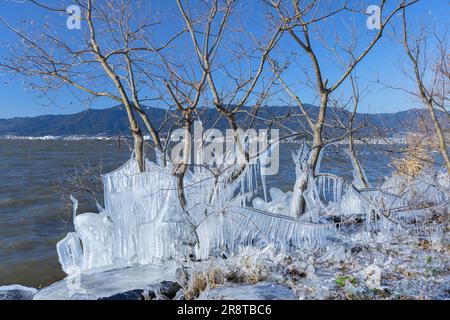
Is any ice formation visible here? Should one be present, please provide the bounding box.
[33,262,178,300]
[56,140,448,279]
[58,159,191,274]
[57,145,336,276]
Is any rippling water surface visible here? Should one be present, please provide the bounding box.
[0,139,395,286]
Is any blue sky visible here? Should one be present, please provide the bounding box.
[0,0,448,119]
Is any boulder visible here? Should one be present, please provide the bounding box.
[0,285,37,300]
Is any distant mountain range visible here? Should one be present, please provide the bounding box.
[0,105,443,138]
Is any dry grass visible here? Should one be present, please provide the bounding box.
[181,265,226,300]
[390,120,436,177]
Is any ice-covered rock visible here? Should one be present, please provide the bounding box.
[0,285,37,300]
[251,188,292,215]
[363,265,382,290]
[198,282,295,300]
[99,281,181,300]
[33,262,179,300]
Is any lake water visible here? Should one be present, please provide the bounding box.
[0,139,397,287]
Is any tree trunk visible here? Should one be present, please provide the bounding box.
[175,111,192,211]
[309,93,328,172]
[132,127,145,172]
[86,3,145,172]
[348,139,369,188]
[294,93,328,216]
[173,112,200,248]
[425,100,450,173]
[309,129,323,174]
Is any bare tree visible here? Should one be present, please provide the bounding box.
[329,73,371,189]
[264,0,418,215]
[0,0,180,171]
[401,10,450,173]
[168,0,283,207]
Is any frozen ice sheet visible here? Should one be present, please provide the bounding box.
[34,261,178,300]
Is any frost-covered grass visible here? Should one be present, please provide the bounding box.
[175,229,449,300]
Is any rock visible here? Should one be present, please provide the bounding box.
[354,217,364,224]
[351,245,363,255]
[99,289,145,300]
[98,281,181,300]
[328,216,342,223]
[199,282,295,300]
[0,285,37,300]
[159,280,181,299]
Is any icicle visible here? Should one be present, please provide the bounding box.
[321,176,326,199]
[327,176,331,198]
[260,161,268,203]
[69,195,78,226]
[195,207,334,260]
